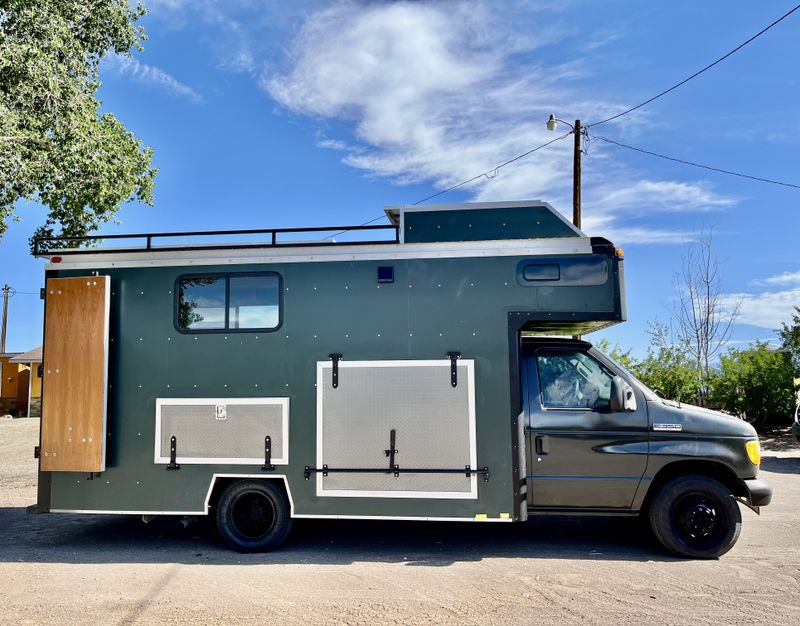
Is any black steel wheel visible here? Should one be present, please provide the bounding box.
[215,480,292,553]
[649,475,741,559]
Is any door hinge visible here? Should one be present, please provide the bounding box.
[39,287,46,300]
[34,446,40,459]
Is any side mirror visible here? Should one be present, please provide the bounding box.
[610,376,637,412]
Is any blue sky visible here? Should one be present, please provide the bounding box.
[1,0,799,355]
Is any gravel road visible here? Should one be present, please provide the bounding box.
[1,417,799,625]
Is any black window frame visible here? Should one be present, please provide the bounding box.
[173,271,283,334]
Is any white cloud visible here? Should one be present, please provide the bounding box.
[721,289,800,330]
[103,55,203,103]
[754,270,800,286]
[262,0,736,243]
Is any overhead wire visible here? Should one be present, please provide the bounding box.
[587,3,800,128]
[590,134,800,190]
[325,132,572,237]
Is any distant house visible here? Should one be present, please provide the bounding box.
[0,348,43,417]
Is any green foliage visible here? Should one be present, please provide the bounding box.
[632,321,702,404]
[0,0,156,247]
[779,306,800,374]
[711,342,795,428]
[593,338,635,371]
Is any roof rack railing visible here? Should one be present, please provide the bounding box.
[32,223,400,256]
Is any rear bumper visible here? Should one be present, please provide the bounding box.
[740,477,772,507]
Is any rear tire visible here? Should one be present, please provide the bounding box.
[215,480,292,553]
[649,474,741,559]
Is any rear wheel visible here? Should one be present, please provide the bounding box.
[215,480,292,553]
[649,475,741,559]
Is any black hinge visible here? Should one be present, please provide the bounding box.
[447,351,461,387]
[34,445,40,459]
[329,353,343,388]
[167,435,180,470]
[39,287,46,300]
[261,435,275,471]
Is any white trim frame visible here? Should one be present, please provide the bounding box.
[154,397,290,465]
[49,473,512,521]
[44,237,592,270]
[315,359,478,500]
[100,275,111,472]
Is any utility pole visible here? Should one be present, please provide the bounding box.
[572,119,581,229]
[1,284,9,353]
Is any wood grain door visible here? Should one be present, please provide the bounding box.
[40,276,110,472]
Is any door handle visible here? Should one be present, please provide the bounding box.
[535,435,548,455]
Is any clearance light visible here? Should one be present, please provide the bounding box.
[51,256,62,263]
[616,248,624,258]
[745,440,761,465]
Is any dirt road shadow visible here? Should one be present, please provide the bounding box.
[760,455,800,474]
[0,505,677,566]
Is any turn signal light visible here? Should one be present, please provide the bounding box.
[745,440,761,465]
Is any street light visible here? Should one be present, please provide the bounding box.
[547,114,583,229]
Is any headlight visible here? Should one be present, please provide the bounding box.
[745,440,761,465]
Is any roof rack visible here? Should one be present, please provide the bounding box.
[32,223,399,256]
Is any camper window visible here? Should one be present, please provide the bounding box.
[176,272,281,333]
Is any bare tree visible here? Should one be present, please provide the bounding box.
[673,230,741,406]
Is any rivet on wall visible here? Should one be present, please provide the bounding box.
[345,334,349,338]
[139,338,143,341]
[194,337,198,341]
[138,384,142,388]
[140,291,144,295]
[167,337,171,341]
[193,384,197,388]
[166,384,170,388]
[224,384,228,388]
[345,286,349,290]
[313,334,317,338]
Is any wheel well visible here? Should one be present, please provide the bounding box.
[207,476,290,515]
[641,460,743,513]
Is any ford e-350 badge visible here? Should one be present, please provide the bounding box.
[653,423,683,431]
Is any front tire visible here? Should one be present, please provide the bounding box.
[649,475,741,559]
[215,480,292,553]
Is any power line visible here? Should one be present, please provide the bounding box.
[591,134,800,190]
[588,3,800,128]
[325,131,572,236]
[411,132,572,205]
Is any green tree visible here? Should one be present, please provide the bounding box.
[0,0,156,247]
[712,342,795,429]
[634,321,702,404]
[779,306,800,374]
[593,338,636,370]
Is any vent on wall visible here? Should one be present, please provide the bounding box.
[154,397,289,465]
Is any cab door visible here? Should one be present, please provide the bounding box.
[524,346,648,510]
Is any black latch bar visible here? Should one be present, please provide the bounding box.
[39,288,46,300]
[167,435,180,470]
[304,465,490,481]
[384,429,398,475]
[329,353,343,388]
[447,351,461,387]
[34,446,40,459]
[262,435,275,471]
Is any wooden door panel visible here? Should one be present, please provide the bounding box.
[40,276,110,472]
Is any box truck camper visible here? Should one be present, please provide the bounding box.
[31,201,770,558]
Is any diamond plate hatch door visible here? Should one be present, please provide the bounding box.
[40,276,110,472]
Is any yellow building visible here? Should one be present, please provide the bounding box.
[2,347,43,417]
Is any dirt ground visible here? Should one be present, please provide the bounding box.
[1,418,798,625]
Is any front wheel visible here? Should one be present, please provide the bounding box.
[649,475,742,559]
[215,480,292,553]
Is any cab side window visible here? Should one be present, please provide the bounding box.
[536,350,614,411]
